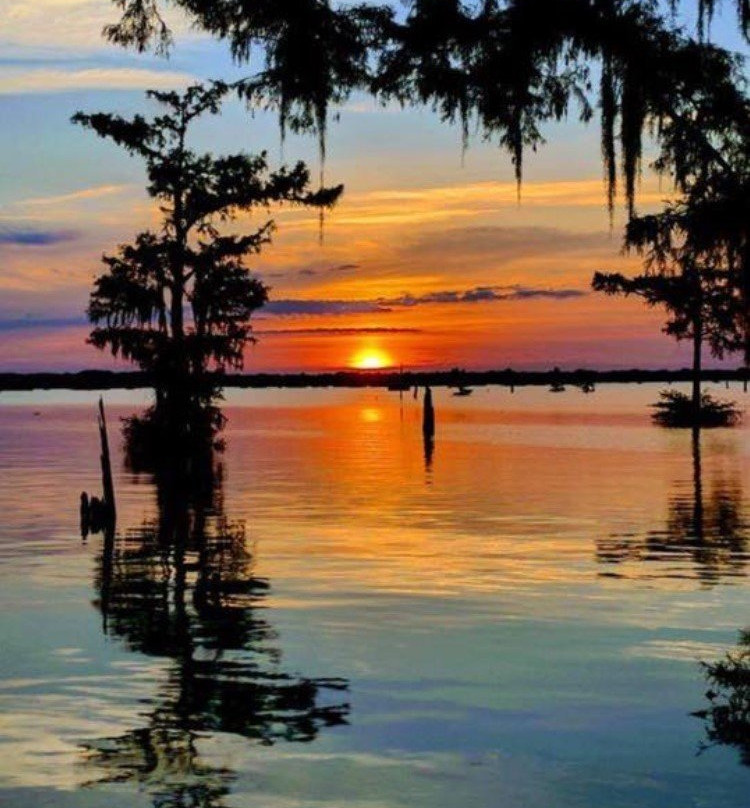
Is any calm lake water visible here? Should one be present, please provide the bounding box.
[1,383,750,807]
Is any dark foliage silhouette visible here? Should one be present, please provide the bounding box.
[79,429,349,806]
[650,388,741,427]
[100,2,746,202]
[593,266,743,425]
[594,177,747,424]
[74,83,342,443]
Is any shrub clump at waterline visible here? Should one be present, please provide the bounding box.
[651,389,742,428]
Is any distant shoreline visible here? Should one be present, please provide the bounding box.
[0,367,748,393]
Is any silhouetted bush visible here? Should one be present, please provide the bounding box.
[651,389,741,428]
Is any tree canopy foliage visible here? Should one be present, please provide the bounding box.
[74,82,342,434]
[594,195,746,357]
[593,185,746,424]
[104,2,747,204]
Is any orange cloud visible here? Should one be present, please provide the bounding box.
[0,174,701,373]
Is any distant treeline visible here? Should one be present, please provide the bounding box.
[1,368,749,393]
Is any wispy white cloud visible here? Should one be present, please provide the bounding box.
[0,67,193,94]
[19,184,134,207]
[0,1,191,51]
[625,639,727,662]
[0,0,111,49]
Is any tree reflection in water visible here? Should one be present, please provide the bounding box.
[597,430,750,585]
[695,630,750,766]
[79,429,350,807]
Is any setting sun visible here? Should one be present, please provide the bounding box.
[350,347,394,370]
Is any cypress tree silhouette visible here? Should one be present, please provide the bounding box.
[74,82,342,442]
[593,192,746,425]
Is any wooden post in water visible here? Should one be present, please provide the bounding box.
[422,386,435,440]
[422,386,435,472]
[98,397,116,525]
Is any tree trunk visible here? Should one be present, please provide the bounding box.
[743,238,750,365]
[692,311,702,425]
[171,275,184,341]
[167,195,188,433]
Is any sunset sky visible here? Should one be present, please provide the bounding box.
[0,0,745,373]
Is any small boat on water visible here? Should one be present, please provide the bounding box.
[453,385,473,397]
